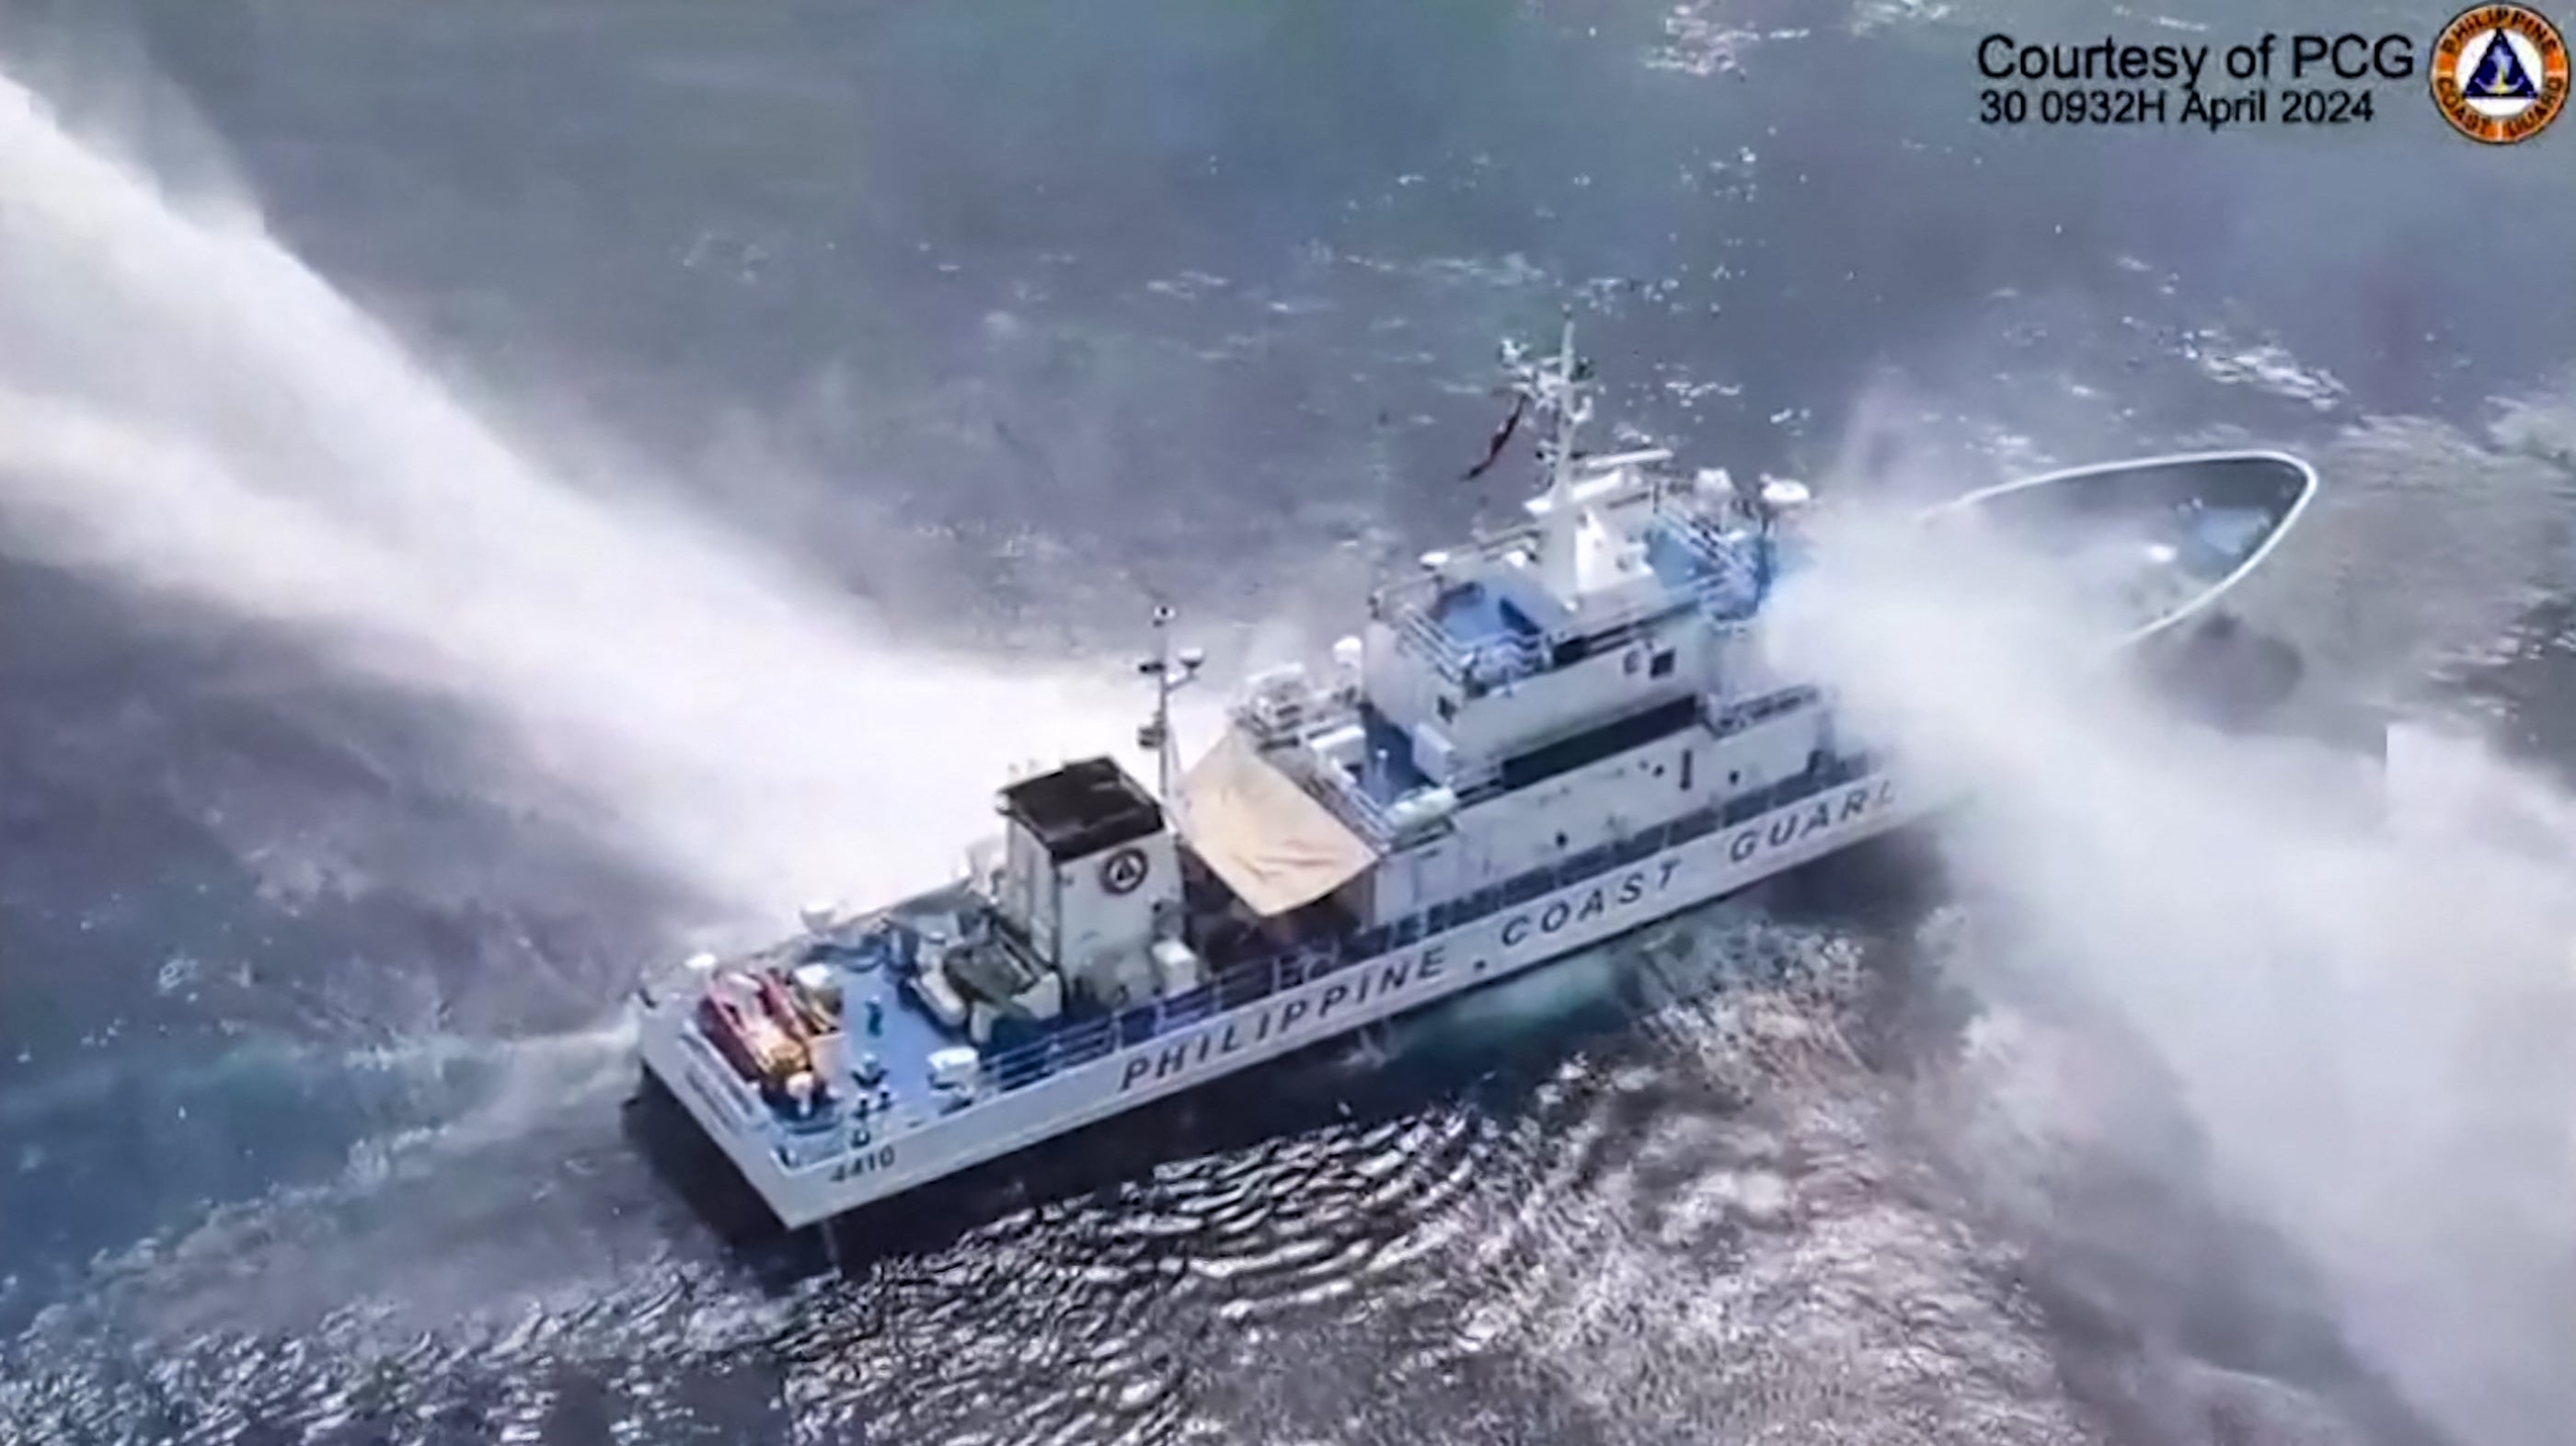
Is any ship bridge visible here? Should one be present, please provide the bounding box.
[1351,323,1815,802]
[1374,455,1772,694]
[1201,321,1823,874]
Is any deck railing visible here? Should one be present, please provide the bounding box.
[1378,513,1772,684]
[1223,697,1420,849]
[1384,594,1546,683]
[707,686,1845,1166]
[1651,505,1767,623]
[970,739,1874,1096]
[1310,770,1399,846]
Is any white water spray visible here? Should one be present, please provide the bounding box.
[1774,499,2576,1446]
[0,75,1153,924]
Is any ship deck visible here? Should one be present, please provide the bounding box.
[650,737,1882,1178]
[1426,580,1544,657]
[1374,482,1767,684]
[660,888,993,1170]
[1354,704,1432,807]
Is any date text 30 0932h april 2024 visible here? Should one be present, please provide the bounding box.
[1971,14,2570,142]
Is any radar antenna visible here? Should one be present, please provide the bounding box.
[1134,602,1204,816]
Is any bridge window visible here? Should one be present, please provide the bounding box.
[1650,649,1674,678]
[1495,695,1701,792]
[1679,748,1694,791]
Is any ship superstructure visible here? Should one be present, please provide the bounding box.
[631,323,1917,1231]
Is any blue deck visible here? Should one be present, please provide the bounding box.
[1430,580,1542,654]
[1416,580,1551,689]
[705,691,1859,1171]
[1354,704,1432,808]
[973,729,1871,1096]
[1642,522,1715,590]
[840,971,956,1106]
[1648,516,1770,621]
[683,893,990,1167]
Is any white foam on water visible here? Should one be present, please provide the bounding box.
[1769,494,2576,1446]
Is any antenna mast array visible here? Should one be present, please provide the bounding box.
[1135,602,1204,814]
[1500,314,1597,595]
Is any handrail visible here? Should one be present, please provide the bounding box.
[1309,772,1397,845]
[1378,509,1771,684]
[1388,602,1546,683]
[1213,719,1403,846]
[742,740,1884,1172]
[967,743,1877,1096]
[717,687,1853,1172]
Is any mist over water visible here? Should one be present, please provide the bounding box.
[0,72,1149,927]
[1777,501,2576,1446]
[6,6,2575,1440]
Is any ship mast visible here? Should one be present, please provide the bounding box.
[1500,314,1595,596]
[1134,602,1203,815]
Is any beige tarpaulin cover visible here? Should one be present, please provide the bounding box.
[1179,729,1380,917]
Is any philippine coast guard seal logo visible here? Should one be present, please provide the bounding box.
[1099,846,1149,895]
[2431,4,2569,143]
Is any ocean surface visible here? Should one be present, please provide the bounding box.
[2,1,2573,1442]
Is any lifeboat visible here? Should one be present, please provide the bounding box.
[696,970,810,1084]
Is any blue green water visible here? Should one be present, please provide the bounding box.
[2,1,2572,1441]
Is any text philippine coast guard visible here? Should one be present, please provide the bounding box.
[1974,30,2421,132]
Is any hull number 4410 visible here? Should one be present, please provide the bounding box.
[831,1144,897,1182]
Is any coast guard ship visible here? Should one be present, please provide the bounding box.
[628,323,2316,1234]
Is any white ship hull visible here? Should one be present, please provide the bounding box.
[626,321,2325,1243]
[638,771,1920,1230]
